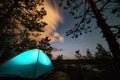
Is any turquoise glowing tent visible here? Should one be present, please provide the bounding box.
[0,49,53,79]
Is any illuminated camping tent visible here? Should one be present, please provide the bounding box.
[0,49,53,79]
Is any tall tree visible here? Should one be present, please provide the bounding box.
[86,0,120,60]
[0,0,48,61]
[59,0,120,59]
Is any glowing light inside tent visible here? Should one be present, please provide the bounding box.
[12,49,51,66]
[38,50,51,66]
[12,49,38,65]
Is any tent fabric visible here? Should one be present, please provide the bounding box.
[0,49,53,79]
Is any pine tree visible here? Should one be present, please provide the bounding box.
[0,0,48,61]
[38,37,53,59]
[86,49,93,59]
[95,43,112,59]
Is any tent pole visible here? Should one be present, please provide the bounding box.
[33,50,40,78]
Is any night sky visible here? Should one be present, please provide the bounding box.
[53,11,120,59]
[41,0,120,59]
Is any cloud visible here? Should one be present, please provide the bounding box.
[50,32,64,42]
[31,0,64,42]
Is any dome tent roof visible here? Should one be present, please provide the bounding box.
[0,49,53,79]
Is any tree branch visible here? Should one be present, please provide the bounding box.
[99,0,111,12]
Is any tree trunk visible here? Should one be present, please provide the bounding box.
[86,0,120,59]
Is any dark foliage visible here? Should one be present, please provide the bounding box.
[0,0,53,62]
[95,43,112,59]
[38,37,53,59]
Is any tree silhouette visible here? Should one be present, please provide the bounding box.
[94,43,120,80]
[0,0,49,61]
[59,0,120,59]
[95,43,112,59]
[75,49,82,59]
[38,37,53,59]
[56,54,63,60]
[86,49,93,59]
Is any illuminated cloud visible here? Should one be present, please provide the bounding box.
[31,0,64,42]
